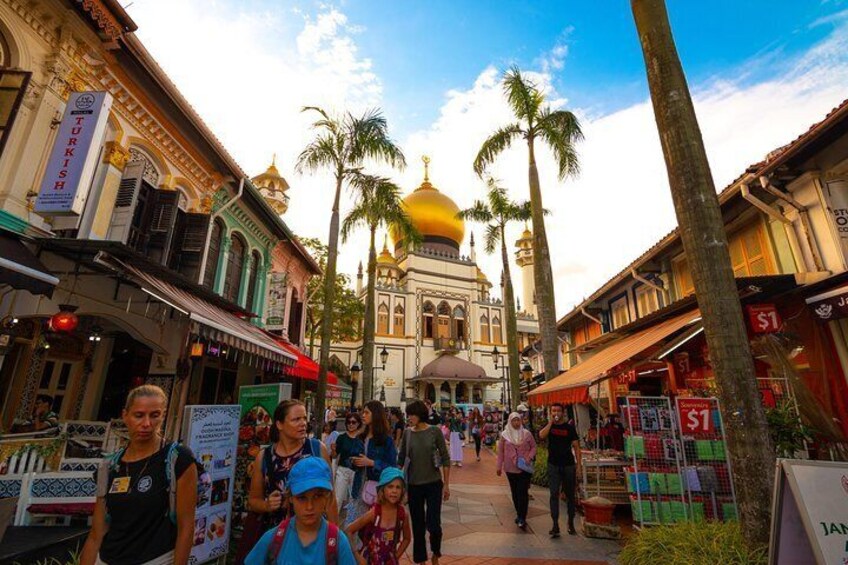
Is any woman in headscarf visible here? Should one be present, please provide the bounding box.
[496,412,537,530]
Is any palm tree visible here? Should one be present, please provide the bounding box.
[473,67,583,384]
[631,0,773,548]
[341,174,420,401]
[296,108,405,421]
[458,179,536,411]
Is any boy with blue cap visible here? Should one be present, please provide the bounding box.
[245,457,355,565]
[345,467,410,564]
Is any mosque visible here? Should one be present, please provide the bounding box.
[326,158,540,408]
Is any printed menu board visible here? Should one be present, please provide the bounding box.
[182,405,239,564]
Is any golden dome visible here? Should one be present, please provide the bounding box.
[390,157,465,248]
[377,238,397,265]
[476,267,492,287]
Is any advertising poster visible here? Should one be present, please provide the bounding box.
[181,405,239,564]
[264,272,287,331]
[233,383,292,525]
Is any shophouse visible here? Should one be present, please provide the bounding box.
[0,0,318,436]
[527,98,848,451]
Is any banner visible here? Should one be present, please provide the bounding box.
[181,405,239,564]
[264,272,287,331]
[35,91,113,215]
[233,383,292,522]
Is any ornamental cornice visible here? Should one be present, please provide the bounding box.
[89,65,217,192]
[78,0,123,40]
[102,141,130,170]
[2,0,60,49]
[229,204,274,247]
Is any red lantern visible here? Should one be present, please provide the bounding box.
[50,305,79,333]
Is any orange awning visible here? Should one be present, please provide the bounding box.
[528,309,702,406]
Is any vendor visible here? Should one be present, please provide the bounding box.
[10,394,59,433]
[599,413,625,452]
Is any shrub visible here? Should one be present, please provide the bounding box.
[531,445,549,487]
[619,522,767,565]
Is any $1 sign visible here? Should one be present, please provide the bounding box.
[677,399,714,434]
[746,304,781,334]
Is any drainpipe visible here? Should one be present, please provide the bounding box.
[631,268,670,304]
[740,182,809,274]
[197,177,245,285]
[758,175,825,272]
[580,307,603,326]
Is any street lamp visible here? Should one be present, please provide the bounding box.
[491,346,511,410]
[349,361,361,409]
[357,346,390,404]
[380,385,386,402]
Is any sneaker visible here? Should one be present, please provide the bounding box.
[518,520,527,530]
[568,521,577,535]
[458,462,462,467]
[549,527,560,538]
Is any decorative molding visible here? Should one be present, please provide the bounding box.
[78,0,124,41]
[2,0,60,50]
[103,141,130,170]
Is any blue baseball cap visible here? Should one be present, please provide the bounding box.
[378,467,405,489]
[287,457,333,496]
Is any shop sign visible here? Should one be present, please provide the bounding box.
[768,459,848,565]
[826,179,848,243]
[746,304,782,334]
[677,398,714,434]
[264,272,287,331]
[616,369,637,384]
[181,405,239,564]
[807,286,848,323]
[674,352,690,376]
[34,91,113,216]
[207,342,221,357]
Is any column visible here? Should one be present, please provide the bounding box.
[214,234,231,295]
[449,381,457,405]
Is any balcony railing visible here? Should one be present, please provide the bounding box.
[434,337,466,352]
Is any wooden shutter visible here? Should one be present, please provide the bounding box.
[181,213,211,253]
[147,189,180,264]
[107,162,145,244]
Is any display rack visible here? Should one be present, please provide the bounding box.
[580,456,629,505]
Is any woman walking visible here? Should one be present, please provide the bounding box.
[237,400,337,561]
[496,412,537,530]
[81,385,198,565]
[333,412,364,513]
[347,401,397,523]
[447,408,463,467]
[469,407,485,462]
[398,400,451,565]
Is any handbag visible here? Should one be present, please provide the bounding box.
[516,456,534,474]
[360,437,379,505]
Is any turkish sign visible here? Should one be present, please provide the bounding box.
[35,91,113,215]
[181,405,240,564]
[769,459,848,565]
[264,272,287,331]
[676,398,715,434]
[806,286,848,323]
[746,304,782,334]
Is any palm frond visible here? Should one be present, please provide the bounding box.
[503,66,542,124]
[341,204,369,243]
[348,109,407,170]
[484,177,511,218]
[295,134,339,175]
[301,106,340,136]
[473,124,522,177]
[484,223,500,255]
[536,108,583,181]
[457,200,494,224]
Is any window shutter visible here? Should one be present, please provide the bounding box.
[107,162,145,243]
[181,213,211,253]
[147,189,180,264]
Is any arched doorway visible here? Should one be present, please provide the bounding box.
[439,382,450,407]
[455,382,468,403]
[425,382,436,403]
[472,385,483,404]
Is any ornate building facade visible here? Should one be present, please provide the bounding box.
[328,160,539,408]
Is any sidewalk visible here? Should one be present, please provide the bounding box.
[399,442,622,564]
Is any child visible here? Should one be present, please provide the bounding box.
[245,457,356,565]
[345,467,411,565]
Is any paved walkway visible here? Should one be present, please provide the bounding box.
[399,441,622,564]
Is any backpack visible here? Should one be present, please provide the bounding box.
[361,503,405,560]
[265,517,339,565]
[106,442,209,524]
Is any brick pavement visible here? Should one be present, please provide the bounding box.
[397,440,622,565]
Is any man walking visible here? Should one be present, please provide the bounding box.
[539,403,581,537]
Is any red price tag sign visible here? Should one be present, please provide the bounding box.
[746,304,782,334]
[677,398,714,434]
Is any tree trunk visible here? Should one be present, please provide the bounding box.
[526,138,560,382]
[631,0,774,548]
[316,173,344,426]
[501,225,521,411]
[361,226,379,403]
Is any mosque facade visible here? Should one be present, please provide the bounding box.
[328,159,539,408]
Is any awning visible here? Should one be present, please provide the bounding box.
[277,340,338,384]
[109,259,296,364]
[0,231,59,297]
[529,309,702,406]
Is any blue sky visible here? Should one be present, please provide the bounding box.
[130,0,848,314]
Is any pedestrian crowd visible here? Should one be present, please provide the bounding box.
[79,385,583,565]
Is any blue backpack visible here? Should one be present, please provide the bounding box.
[106,442,209,524]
